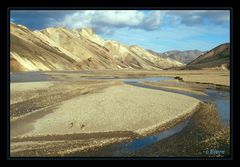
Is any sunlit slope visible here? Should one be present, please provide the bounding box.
[10,23,184,72]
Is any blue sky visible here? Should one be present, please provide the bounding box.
[10,10,230,52]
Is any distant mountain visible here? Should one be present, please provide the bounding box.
[186,43,230,70]
[161,50,205,64]
[147,49,163,57]
[10,23,183,72]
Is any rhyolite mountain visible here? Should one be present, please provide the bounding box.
[10,23,184,72]
[161,50,205,64]
[148,49,204,64]
[185,43,230,70]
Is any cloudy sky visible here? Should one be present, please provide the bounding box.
[10,10,230,52]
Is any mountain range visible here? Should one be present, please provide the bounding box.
[161,50,205,64]
[10,23,183,72]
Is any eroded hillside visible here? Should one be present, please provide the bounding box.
[10,23,184,72]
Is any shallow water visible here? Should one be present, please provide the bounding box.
[205,89,230,124]
[111,120,189,156]
[11,72,51,83]
[111,77,230,156]
[122,76,172,83]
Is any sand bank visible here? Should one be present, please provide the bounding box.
[17,84,200,137]
[11,80,201,156]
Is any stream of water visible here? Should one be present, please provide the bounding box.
[102,76,230,156]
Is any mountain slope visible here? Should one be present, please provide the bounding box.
[186,43,230,70]
[10,23,183,72]
[130,46,183,69]
[10,23,80,71]
[161,50,205,64]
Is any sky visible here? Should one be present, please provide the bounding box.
[10,10,230,53]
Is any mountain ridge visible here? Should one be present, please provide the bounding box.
[185,43,230,70]
[10,23,184,72]
[161,50,205,64]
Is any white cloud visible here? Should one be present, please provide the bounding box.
[93,10,145,26]
[143,11,162,30]
[54,10,162,34]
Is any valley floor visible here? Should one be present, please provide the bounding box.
[10,69,230,157]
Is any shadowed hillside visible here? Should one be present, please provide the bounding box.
[185,43,230,70]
